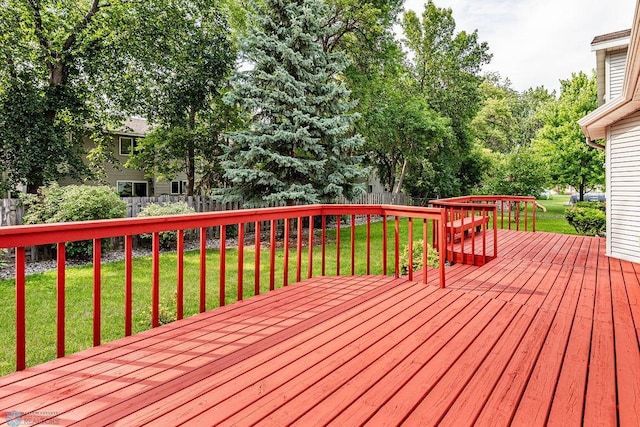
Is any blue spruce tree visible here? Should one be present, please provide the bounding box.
[222,0,367,206]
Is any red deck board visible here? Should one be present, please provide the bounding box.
[190,290,471,426]
[46,277,397,424]
[0,277,359,409]
[583,266,617,425]
[376,300,522,426]
[319,297,502,426]
[472,305,556,426]
[112,278,441,425]
[510,264,584,426]
[610,265,640,427]
[547,264,597,425]
[0,230,638,426]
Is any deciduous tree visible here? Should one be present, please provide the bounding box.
[534,72,603,201]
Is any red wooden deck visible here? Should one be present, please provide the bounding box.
[1,230,639,426]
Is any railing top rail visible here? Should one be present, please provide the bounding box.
[0,204,445,249]
[429,195,536,207]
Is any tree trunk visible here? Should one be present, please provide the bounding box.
[579,179,585,202]
[186,145,195,197]
[186,109,197,196]
[394,159,408,194]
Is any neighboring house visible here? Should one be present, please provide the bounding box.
[579,1,640,263]
[60,117,188,197]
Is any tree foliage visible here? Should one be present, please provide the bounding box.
[0,0,118,192]
[534,72,604,201]
[0,0,239,194]
[221,0,367,206]
[400,1,492,197]
[124,3,237,196]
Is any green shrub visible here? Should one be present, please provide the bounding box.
[136,202,196,249]
[565,206,606,236]
[399,239,440,275]
[575,201,606,212]
[22,184,127,259]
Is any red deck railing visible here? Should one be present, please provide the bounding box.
[0,204,446,372]
[430,195,537,266]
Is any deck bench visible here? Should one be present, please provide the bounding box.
[446,215,490,239]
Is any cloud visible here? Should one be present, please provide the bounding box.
[402,0,636,92]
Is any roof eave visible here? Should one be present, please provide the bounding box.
[581,2,640,142]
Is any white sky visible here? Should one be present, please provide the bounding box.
[402,0,637,92]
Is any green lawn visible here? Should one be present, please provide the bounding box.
[0,201,578,376]
[534,195,577,235]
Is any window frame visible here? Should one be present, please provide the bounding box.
[171,180,188,195]
[119,136,135,156]
[117,180,149,197]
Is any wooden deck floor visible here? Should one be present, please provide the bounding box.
[0,230,639,426]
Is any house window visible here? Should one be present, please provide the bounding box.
[119,136,139,156]
[117,180,148,197]
[171,181,187,195]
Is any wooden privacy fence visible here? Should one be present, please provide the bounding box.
[0,204,446,372]
[0,193,414,227]
[0,192,413,261]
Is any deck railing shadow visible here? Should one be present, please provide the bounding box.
[0,204,447,372]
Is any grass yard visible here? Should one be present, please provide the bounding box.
[0,218,435,375]
[534,195,577,235]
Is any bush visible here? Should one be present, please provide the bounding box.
[399,239,440,275]
[575,201,605,212]
[22,184,127,259]
[136,202,196,249]
[565,206,606,236]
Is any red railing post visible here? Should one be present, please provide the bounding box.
[308,216,314,279]
[16,247,26,371]
[93,238,102,346]
[176,231,184,320]
[394,216,400,278]
[408,217,413,281]
[423,219,428,285]
[321,215,326,276]
[254,221,261,295]
[366,215,371,275]
[125,235,133,336]
[336,216,341,275]
[471,205,476,265]
[493,205,498,258]
[533,201,537,232]
[152,232,160,328]
[439,211,446,288]
[269,220,276,290]
[296,217,302,283]
[57,242,66,358]
[238,223,244,298]
[382,215,387,275]
[220,225,227,305]
[284,218,290,286]
[350,214,356,276]
[200,227,207,312]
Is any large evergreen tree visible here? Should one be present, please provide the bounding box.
[221,0,366,206]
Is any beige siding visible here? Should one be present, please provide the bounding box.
[608,49,627,100]
[608,111,640,263]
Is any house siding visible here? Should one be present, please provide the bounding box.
[607,49,627,100]
[608,111,640,263]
